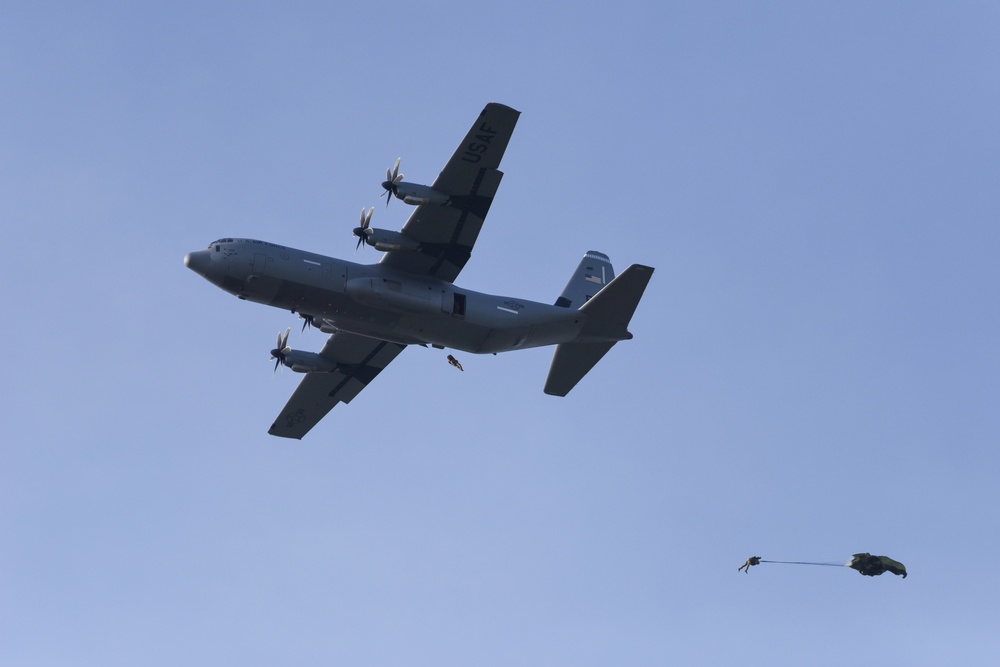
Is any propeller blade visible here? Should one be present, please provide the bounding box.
[271,328,292,373]
[355,208,373,250]
[383,159,403,207]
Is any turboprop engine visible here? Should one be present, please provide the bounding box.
[391,182,450,206]
[381,157,450,207]
[354,207,421,252]
[362,228,421,252]
[270,328,339,373]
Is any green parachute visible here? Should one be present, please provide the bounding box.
[739,553,907,578]
[847,553,907,578]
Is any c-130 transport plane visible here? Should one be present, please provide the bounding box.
[185,103,654,439]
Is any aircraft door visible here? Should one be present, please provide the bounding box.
[452,292,467,318]
[252,252,272,276]
[327,262,347,293]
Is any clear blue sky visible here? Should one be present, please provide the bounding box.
[3,2,999,665]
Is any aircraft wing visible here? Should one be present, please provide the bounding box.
[379,102,520,283]
[268,332,406,439]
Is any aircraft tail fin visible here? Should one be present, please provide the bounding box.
[544,263,654,396]
[553,251,616,310]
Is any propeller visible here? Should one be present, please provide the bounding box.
[270,327,291,372]
[380,157,404,207]
[299,313,316,332]
[353,207,374,251]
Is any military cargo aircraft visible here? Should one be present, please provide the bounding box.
[185,103,654,439]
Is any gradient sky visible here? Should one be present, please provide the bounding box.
[3,2,999,665]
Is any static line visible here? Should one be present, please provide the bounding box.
[760,560,844,567]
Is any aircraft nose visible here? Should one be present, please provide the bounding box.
[184,250,211,276]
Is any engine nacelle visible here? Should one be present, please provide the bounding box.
[363,228,420,252]
[299,314,341,335]
[394,182,450,206]
[280,350,339,373]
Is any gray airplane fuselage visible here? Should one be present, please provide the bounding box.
[185,238,598,354]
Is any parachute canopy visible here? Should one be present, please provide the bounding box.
[743,553,908,579]
[848,553,907,578]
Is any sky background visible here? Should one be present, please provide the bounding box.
[2,2,999,665]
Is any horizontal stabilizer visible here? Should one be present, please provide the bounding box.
[543,342,615,396]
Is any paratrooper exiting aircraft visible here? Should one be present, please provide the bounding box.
[185,103,654,439]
